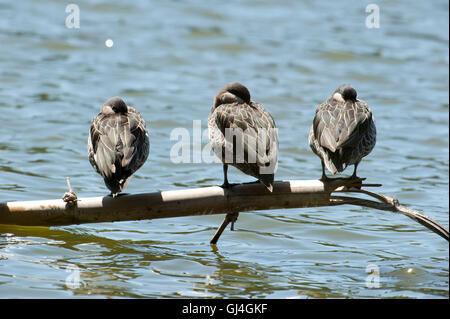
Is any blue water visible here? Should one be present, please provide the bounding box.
[0,0,448,298]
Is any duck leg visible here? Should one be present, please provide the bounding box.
[319,161,332,182]
[347,162,365,189]
[351,162,360,179]
[221,164,229,188]
[220,164,238,188]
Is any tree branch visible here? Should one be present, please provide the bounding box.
[0,179,447,242]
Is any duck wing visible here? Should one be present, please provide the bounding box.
[313,99,372,153]
[124,107,149,174]
[214,101,278,170]
[88,107,148,179]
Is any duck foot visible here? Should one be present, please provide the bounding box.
[241,180,260,185]
[320,175,367,189]
[220,182,239,189]
[109,192,129,198]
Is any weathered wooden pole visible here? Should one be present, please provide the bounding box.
[0,179,448,243]
[0,180,339,226]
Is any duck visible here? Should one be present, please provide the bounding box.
[88,97,149,197]
[208,82,278,191]
[308,84,376,181]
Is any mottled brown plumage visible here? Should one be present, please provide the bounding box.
[88,97,149,196]
[208,82,278,191]
[308,84,376,180]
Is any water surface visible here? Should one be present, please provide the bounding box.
[0,0,448,298]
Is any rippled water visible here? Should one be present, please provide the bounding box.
[0,0,448,298]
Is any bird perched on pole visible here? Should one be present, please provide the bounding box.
[308,84,376,181]
[88,97,149,197]
[208,82,278,192]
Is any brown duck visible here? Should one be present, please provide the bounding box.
[309,84,376,180]
[208,82,278,191]
[88,97,149,197]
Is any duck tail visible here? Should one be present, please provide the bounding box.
[325,148,349,174]
[259,174,274,192]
